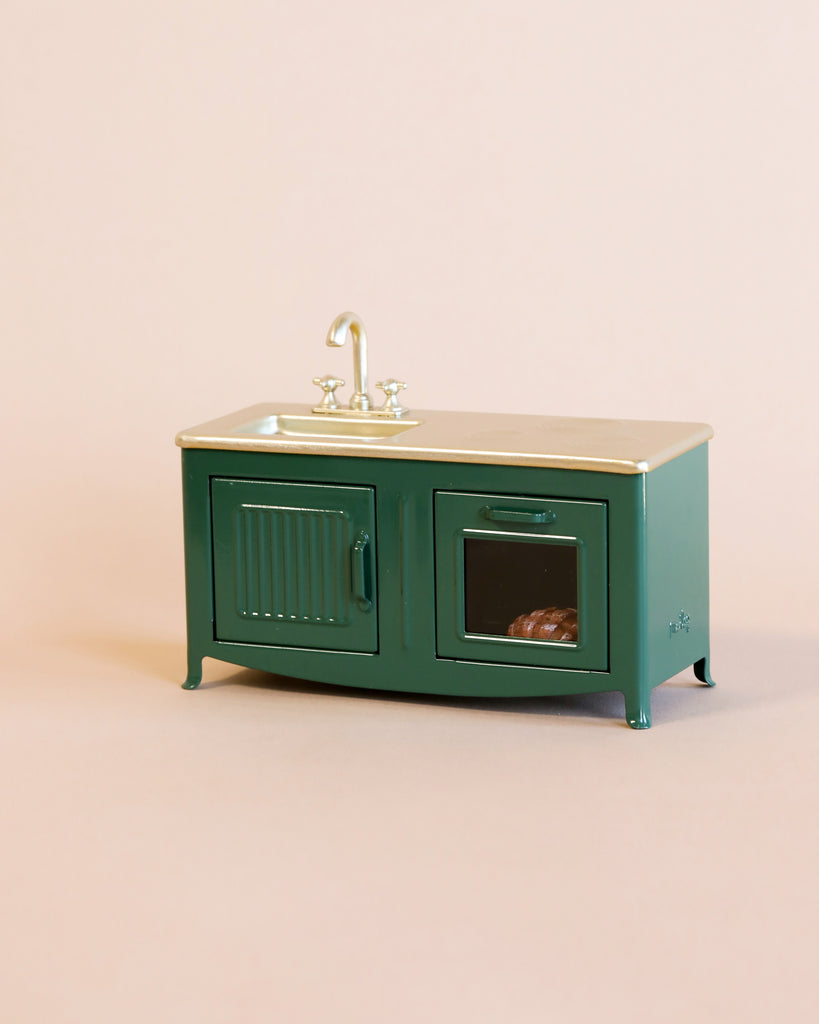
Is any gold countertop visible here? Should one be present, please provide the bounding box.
[175,403,713,474]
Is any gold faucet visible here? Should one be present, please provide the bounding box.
[325,312,372,412]
[314,312,410,418]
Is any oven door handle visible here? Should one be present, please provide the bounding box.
[480,506,557,525]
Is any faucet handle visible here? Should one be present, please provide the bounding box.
[375,379,409,417]
[313,374,345,411]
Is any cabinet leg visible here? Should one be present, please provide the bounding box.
[624,690,652,730]
[182,653,203,690]
[693,656,715,687]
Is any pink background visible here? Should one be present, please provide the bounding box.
[2,3,817,1021]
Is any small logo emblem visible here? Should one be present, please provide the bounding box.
[669,610,691,636]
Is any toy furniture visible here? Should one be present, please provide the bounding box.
[177,314,715,728]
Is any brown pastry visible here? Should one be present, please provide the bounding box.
[507,606,578,642]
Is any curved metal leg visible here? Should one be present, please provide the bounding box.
[624,690,652,729]
[693,656,715,687]
[182,653,203,690]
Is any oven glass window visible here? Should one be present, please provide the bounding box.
[463,537,579,643]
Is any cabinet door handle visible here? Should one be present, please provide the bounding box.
[351,530,373,612]
[480,506,557,525]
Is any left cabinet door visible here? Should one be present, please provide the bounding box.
[211,478,377,652]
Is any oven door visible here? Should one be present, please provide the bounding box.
[434,491,608,670]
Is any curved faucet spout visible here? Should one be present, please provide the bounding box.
[325,312,372,411]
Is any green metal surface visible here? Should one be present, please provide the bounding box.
[211,478,377,652]
[434,491,608,670]
[180,444,714,727]
[644,445,711,688]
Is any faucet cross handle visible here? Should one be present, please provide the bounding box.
[313,374,345,411]
[376,378,409,417]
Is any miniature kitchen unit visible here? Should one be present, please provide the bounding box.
[177,313,715,728]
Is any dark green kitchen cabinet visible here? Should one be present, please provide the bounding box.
[178,424,715,729]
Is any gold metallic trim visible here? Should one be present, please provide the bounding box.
[175,404,714,475]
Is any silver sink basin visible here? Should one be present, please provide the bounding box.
[233,413,422,440]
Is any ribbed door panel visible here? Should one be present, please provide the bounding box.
[234,504,349,624]
[212,479,377,652]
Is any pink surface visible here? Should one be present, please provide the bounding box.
[2,3,818,1021]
